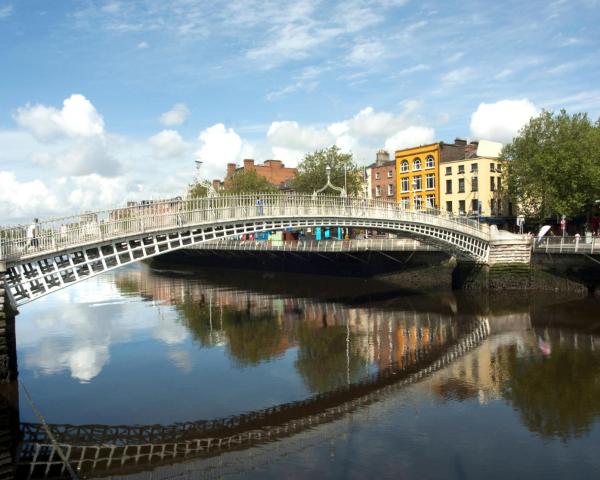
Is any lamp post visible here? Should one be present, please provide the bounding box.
[194,159,218,198]
[312,164,347,198]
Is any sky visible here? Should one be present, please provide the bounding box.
[1,0,599,222]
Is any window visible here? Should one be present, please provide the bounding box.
[445,166,452,175]
[387,169,393,178]
[458,165,465,174]
[459,200,466,214]
[446,201,453,213]
[497,177,502,191]
[413,158,422,170]
[426,156,435,168]
[491,199,496,215]
[490,177,495,191]
[445,179,452,194]
[471,199,480,213]
[426,194,435,208]
[387,184,394,196]
[375,172,380,180]
[470,163,478,173]
[426,173,435,190]
[496,164,502,173]
[458,178,465,193]
[490,163,495,172]
[375,185,381,197]
[413,175,422,191]
[401,160,409,172]
[401,177,409,192]
[414,196,423,210]
[471,176,478,192]
[401,197,409,210]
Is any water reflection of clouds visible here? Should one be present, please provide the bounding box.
[18,277,190,382]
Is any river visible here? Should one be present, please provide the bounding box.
[9,262,600,479]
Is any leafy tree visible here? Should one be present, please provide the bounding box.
[501,110,600,221]
[224,169,278,194]
[292,146,363,196]
[187,182,210,198]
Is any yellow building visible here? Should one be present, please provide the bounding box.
[395,143,440,210]
[440,140,509,217]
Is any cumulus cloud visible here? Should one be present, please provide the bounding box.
[160,103,189,126]
[195,123,252,178]
[149,129,189,158]
[14,94,105,141]
[470,99,538,143]
[384,126,435,152]
[0,171,60,220]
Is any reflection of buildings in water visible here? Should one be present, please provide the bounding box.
[115,268,461,377]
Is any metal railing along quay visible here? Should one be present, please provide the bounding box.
[533,236,600,254]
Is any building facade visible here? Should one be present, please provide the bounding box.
[440,140,508,218]
[225,159,297,190]
[394,143,440,210]
[365,150,396,200]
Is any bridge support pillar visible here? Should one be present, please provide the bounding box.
[453,233,533,290]
[0,261,17,384]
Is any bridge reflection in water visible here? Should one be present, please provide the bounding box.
[6,267,600,479]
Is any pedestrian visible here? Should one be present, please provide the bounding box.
[256,196,264,216]
[27,218,39,249]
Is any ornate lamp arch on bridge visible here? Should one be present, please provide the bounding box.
[0,194,490,305]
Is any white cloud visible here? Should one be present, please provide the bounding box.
[441,67,473,85]
[0,4,13,19]
[346,40,386,64]
[67,174,130,211]
[268,121,333,151]
[397,64,429,76]
[195,123,250,179]
[495,68,513,79]
[137,41,149,49]
[160,103,189,126]
[384,126,435,152]
[14,94,105,141]
[470,99,539,144]
[0,171,60,220]
[149,129,189,158]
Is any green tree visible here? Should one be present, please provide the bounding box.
[501,110,600,221]
[292,146,362,196]
[187,182,210,198]
[224,169,278,194]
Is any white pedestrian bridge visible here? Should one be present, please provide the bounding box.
[0,194,490,306]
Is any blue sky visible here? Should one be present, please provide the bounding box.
[1,0,599,221]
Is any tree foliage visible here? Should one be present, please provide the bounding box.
[500,110,600,220]
[188,169,277,198]
[224,169,278,194]
[291,145,363,196]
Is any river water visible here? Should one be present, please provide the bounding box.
[13,262,600,479]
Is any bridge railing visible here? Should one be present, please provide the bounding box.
[194,238,439,252]
[0,193,487,261]
[533,235,598,254]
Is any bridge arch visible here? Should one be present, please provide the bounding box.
[1,194,490,305]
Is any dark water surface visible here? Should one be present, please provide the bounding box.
[13,263,600,479]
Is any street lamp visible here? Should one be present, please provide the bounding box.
[194,159,218,198]
[313,164,347,198]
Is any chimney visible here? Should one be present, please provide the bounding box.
[375,149,390,166]
[212,179,222,190]
[243,158,255,169]
[454,138,467,146]
[465,141,479,156]
[226,163,236,178]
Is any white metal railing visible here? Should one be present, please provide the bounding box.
[0,193,488,262]
[533,235,599,254]
[194,238,439,252]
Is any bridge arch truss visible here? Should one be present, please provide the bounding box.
[1,194,490,305]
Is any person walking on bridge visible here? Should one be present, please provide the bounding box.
[256,196,264,216]
[26,218,39,249]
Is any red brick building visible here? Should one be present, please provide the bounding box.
[366,150,396,200]
[225,159,298,190]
